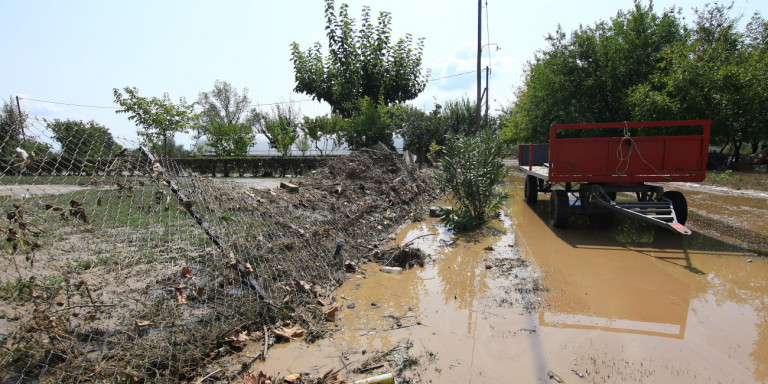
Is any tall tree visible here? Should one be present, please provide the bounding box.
[290,0,430,118]
[501,1,683,143]
[1,96,26,171]
[113,87,197,157]
[196,81,256,156]
[46,119,122,171]
[628,4,768,160]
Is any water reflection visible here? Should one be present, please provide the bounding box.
[506,173,768,380]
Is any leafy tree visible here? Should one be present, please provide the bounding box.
[290,0,430,118]
[343,97,396,150]
[301,114,346,155]
[46,119,122,170]
[294,134,311,156]
[433,129,508,231]
[262,116,298,157]
[501,1,683,143]
[628,4,768,161]
[113,87,197,157]
[393,103,438,164]
[1,96,26,171]
[442,98,481,136]
[257,100,302,156]
[196,80,257,156]
[204,122,255,157]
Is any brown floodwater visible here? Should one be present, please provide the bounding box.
[250,176,768,383]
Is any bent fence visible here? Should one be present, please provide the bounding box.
[0,124,435,382]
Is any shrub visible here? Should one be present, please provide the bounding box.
[433,129,508,230]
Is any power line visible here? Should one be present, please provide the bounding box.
[18,96,320,111]
[20,97,119,109]
[427,70,475,83]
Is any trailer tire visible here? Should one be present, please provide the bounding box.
[549,190,569,228]
[663,191,688,225]
[524,175,538,204]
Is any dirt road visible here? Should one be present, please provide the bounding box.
[249,174,768,383]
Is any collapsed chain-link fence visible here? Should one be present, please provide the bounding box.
[0,121,436,383]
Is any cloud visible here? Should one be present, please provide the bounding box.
[416,42,523,113]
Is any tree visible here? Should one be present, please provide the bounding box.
[196,81,257,157]
[262,116,297,157]
[257,100,303,156]
[290,0,430,118]
[501,1,684,143]
[1,96,26,172]
[343,97,396,150]
[393,103,438,164]
[46,119,122,171]
[301,114,346,155]
[627,4,768,161]
[113,87,197,157]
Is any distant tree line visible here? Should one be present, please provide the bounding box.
[501,0,768,162]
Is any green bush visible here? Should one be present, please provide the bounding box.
[433,129,508,230]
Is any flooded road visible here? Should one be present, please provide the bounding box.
[250,175,768,383]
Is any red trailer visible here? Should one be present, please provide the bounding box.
[519,120,710,235]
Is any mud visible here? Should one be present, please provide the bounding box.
[248,174,768,383]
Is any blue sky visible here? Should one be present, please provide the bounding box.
[2,0,764,147]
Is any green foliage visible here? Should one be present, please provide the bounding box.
[113,87,197,157]
[46,119,122,166]
[391,104,432,156]
[501,0,684,143]
[204,122,255,157]
[290,0,430,117]
[301,114,347,155]
[442,98,480,136]
[1,96,26,170]
[295,134,311,156]
[432,129,508,231]
[196,80,257,157]
[263,116,298,157]
[344,97,396,150]
[258,100,302,156]
[628,4,768,161]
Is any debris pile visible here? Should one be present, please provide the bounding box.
[0,142,437,383]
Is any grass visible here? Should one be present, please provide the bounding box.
[702,170,768,191]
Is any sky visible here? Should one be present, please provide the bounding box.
[2,0,765,148]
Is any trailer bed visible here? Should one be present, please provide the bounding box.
[519,120,711,235]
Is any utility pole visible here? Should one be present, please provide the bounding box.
[476,0,482,133]
[15,95,26,142]
[485,66,490,127]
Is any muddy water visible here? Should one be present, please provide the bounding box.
[251,176,768,383]
[664,183,768,234]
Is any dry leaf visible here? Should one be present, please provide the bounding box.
[175,285,188,304]
[29,288,41,299]
[271,326,306,341]
[243,371,272,384]
[324,302,340,322]
[135,319,154,328]
[283,373,302,383]
[181,267,192,278]
[225,330,250,348]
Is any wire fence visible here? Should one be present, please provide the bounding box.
[0,121,436,383]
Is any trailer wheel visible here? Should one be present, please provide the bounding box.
[524,175,538,204]
[663,191,688,225]
[549,190,569,228]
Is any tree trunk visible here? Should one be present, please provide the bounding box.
[733,140,742,163]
